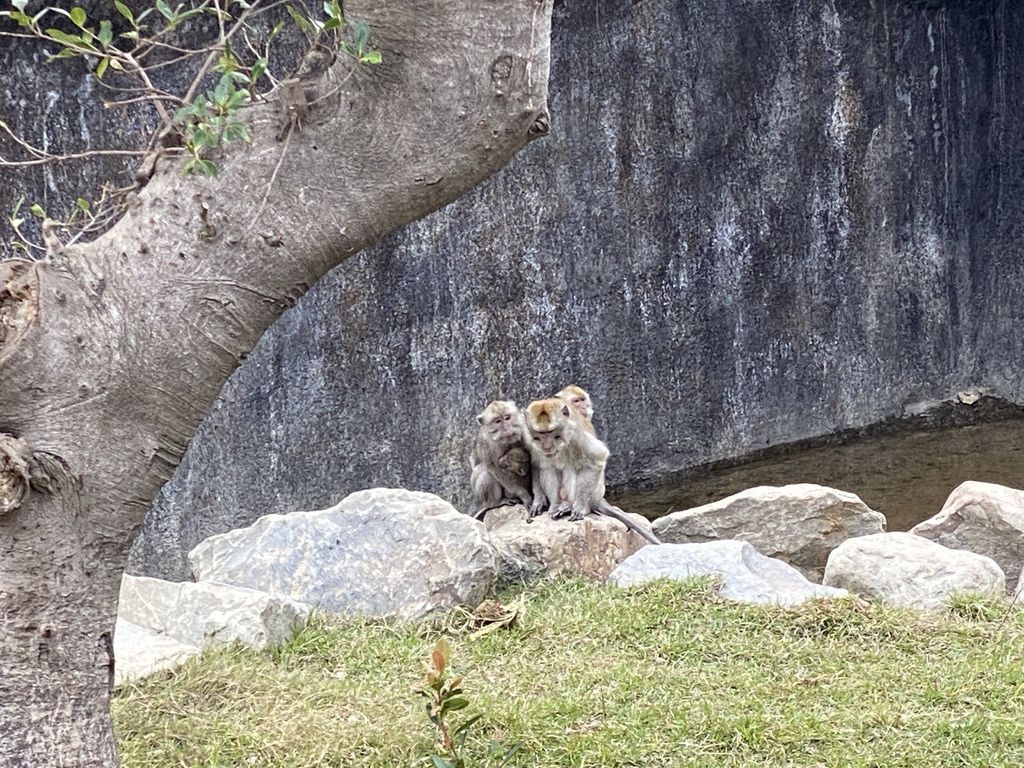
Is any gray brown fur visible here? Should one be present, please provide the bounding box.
[469,400,533,519]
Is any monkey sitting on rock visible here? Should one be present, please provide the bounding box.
[470,386,659,545]
[469,400,533,519]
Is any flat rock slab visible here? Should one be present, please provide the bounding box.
[482,505,651,581]
[823,532,1006,610]
[119,574,311,651]
[911,481,1024,593]
[651,484,886,582]
[188,488,498,620]
[609,540,847,606]
[114,618,200,686]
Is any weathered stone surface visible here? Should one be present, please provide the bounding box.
[822,532,1006,610]
[609,540,847,606]
[481,505,651,581]
[113,619,200,686]
[118,575,310,651]
[652,484,885,582]
[188,489,498,619]
[911,481,1024,593]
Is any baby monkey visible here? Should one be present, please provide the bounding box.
[469,400,533,519]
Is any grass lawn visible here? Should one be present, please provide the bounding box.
[113,578,1024,767]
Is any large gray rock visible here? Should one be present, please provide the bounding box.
[118,575,311,651]
[188,489,499,619]
[823,532,1006,610]
[911,481,1024,593]
[482,505,651,581]
[124,1,1024,581]
[113,619,200,686]
[609,540,847,606]
[652,484,885,582]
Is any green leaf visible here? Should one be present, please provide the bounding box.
[286,4,312,34]
[11,0,28,12]
[98,20,112,48]
[69,7,86,27]
[360,50,382,64]
[452,713,483,736]
[9,10,31,27]
[199,159,218,176]
[10,218,24,230]
[75,197,90,213]
[155,0,173,21]
[108,58,123,70]
[45,28,85,48]
[95,56,109,79]
[441,697,469,713]
[250,57,268,85]
[29,203,46,219]
[114,0,134,24]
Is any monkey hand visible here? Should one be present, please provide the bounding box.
[552,502,572,519]
[529,500,547,518]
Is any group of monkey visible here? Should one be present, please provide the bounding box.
[468,385,661,545]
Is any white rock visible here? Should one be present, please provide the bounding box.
[113,618,200,686]
[609,540,847,606]
[823,532,1006,610]
[651,484,885,582]
[188,488,499,620]
[482,505,651,580]
[911,481,1024,592]
[118,574,311,651]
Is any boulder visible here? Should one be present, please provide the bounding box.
[822,532,1006,610]
[188,488,499,620]
[609,540,847,606]
[911,481,1024,592]
[118,575,311,651]
[481,505,651,581]
[113,618,200,686]
[651,484,886,582]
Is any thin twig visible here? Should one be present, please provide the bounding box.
[103,93,186,109]
[244,121,293,234]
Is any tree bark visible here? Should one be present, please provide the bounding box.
[0,1,552,764]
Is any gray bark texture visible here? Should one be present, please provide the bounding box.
[0,1,553,764]
[122,0,1024,580]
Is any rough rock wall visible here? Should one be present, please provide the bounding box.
[2,2,1020,580]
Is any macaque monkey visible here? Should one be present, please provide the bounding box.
[556,384,595,430]
[524,396,660,545]
[497,446,530,477]
[469,400,533,519]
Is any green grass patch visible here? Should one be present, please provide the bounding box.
[113,578,1024,767]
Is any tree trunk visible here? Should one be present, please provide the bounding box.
[0,1,552,764]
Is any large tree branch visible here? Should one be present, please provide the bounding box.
[0,1,552,764]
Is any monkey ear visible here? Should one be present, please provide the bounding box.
[561,405,570,417]
[476,413,485,425]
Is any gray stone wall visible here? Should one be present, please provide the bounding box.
[2,2,1021,580]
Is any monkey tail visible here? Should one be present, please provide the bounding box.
[593,499,661,545]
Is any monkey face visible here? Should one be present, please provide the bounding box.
[557,385,594,420]
[528,427,564,457]
[478,400,522,446]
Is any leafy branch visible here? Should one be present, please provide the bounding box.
[0,0,381,254]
